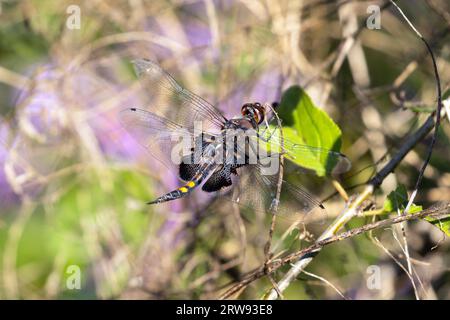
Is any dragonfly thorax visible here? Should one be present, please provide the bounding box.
[222,118,255,131]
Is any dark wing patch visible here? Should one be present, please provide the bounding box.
[202,165,233,192]
[179,162,199,181]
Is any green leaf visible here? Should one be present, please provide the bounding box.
[275,86,344,176]
[383,185,449,236]
[443,88,450,101]
[383,185,422,214]
[425,215,450,237]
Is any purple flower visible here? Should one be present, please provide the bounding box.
[0,122,20,208]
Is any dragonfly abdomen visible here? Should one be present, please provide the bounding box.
[147,180,198,204]
[147,163,215,205]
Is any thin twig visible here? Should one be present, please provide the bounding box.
[300,269,347,300]
[394,195,419,299]
[262,103,285,297]
[263,103,285,260]
[265,186,373,299]
[219,202,450,299]
[372,236,420,299]
[390,229,426,297]
[389,1,443,214]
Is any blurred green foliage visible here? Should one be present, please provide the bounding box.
[0,168,154,298]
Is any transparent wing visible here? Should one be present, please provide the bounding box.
[132,59,227,132]
[285,143,351,175]
[119,107,206,173]
[254,127,352,175]
[229,162,326,223]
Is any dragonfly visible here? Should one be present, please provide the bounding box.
[119,59,351,217]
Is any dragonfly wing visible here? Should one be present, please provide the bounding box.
[254,127,351,175]
[119,107,204,174]
[287,144,351,175]
[132,59,227,132]
[221,145,326,225]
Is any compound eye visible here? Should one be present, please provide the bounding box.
[241,103,252,115]
[251,102,265,124]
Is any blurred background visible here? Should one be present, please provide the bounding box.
[0,0,449,299]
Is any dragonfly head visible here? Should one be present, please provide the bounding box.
[241,102,265,129]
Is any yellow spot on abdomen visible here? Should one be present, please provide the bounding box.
[186,181,196,188]
[179,187,188,193]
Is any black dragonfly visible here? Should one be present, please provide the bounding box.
[119,59,351,216]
